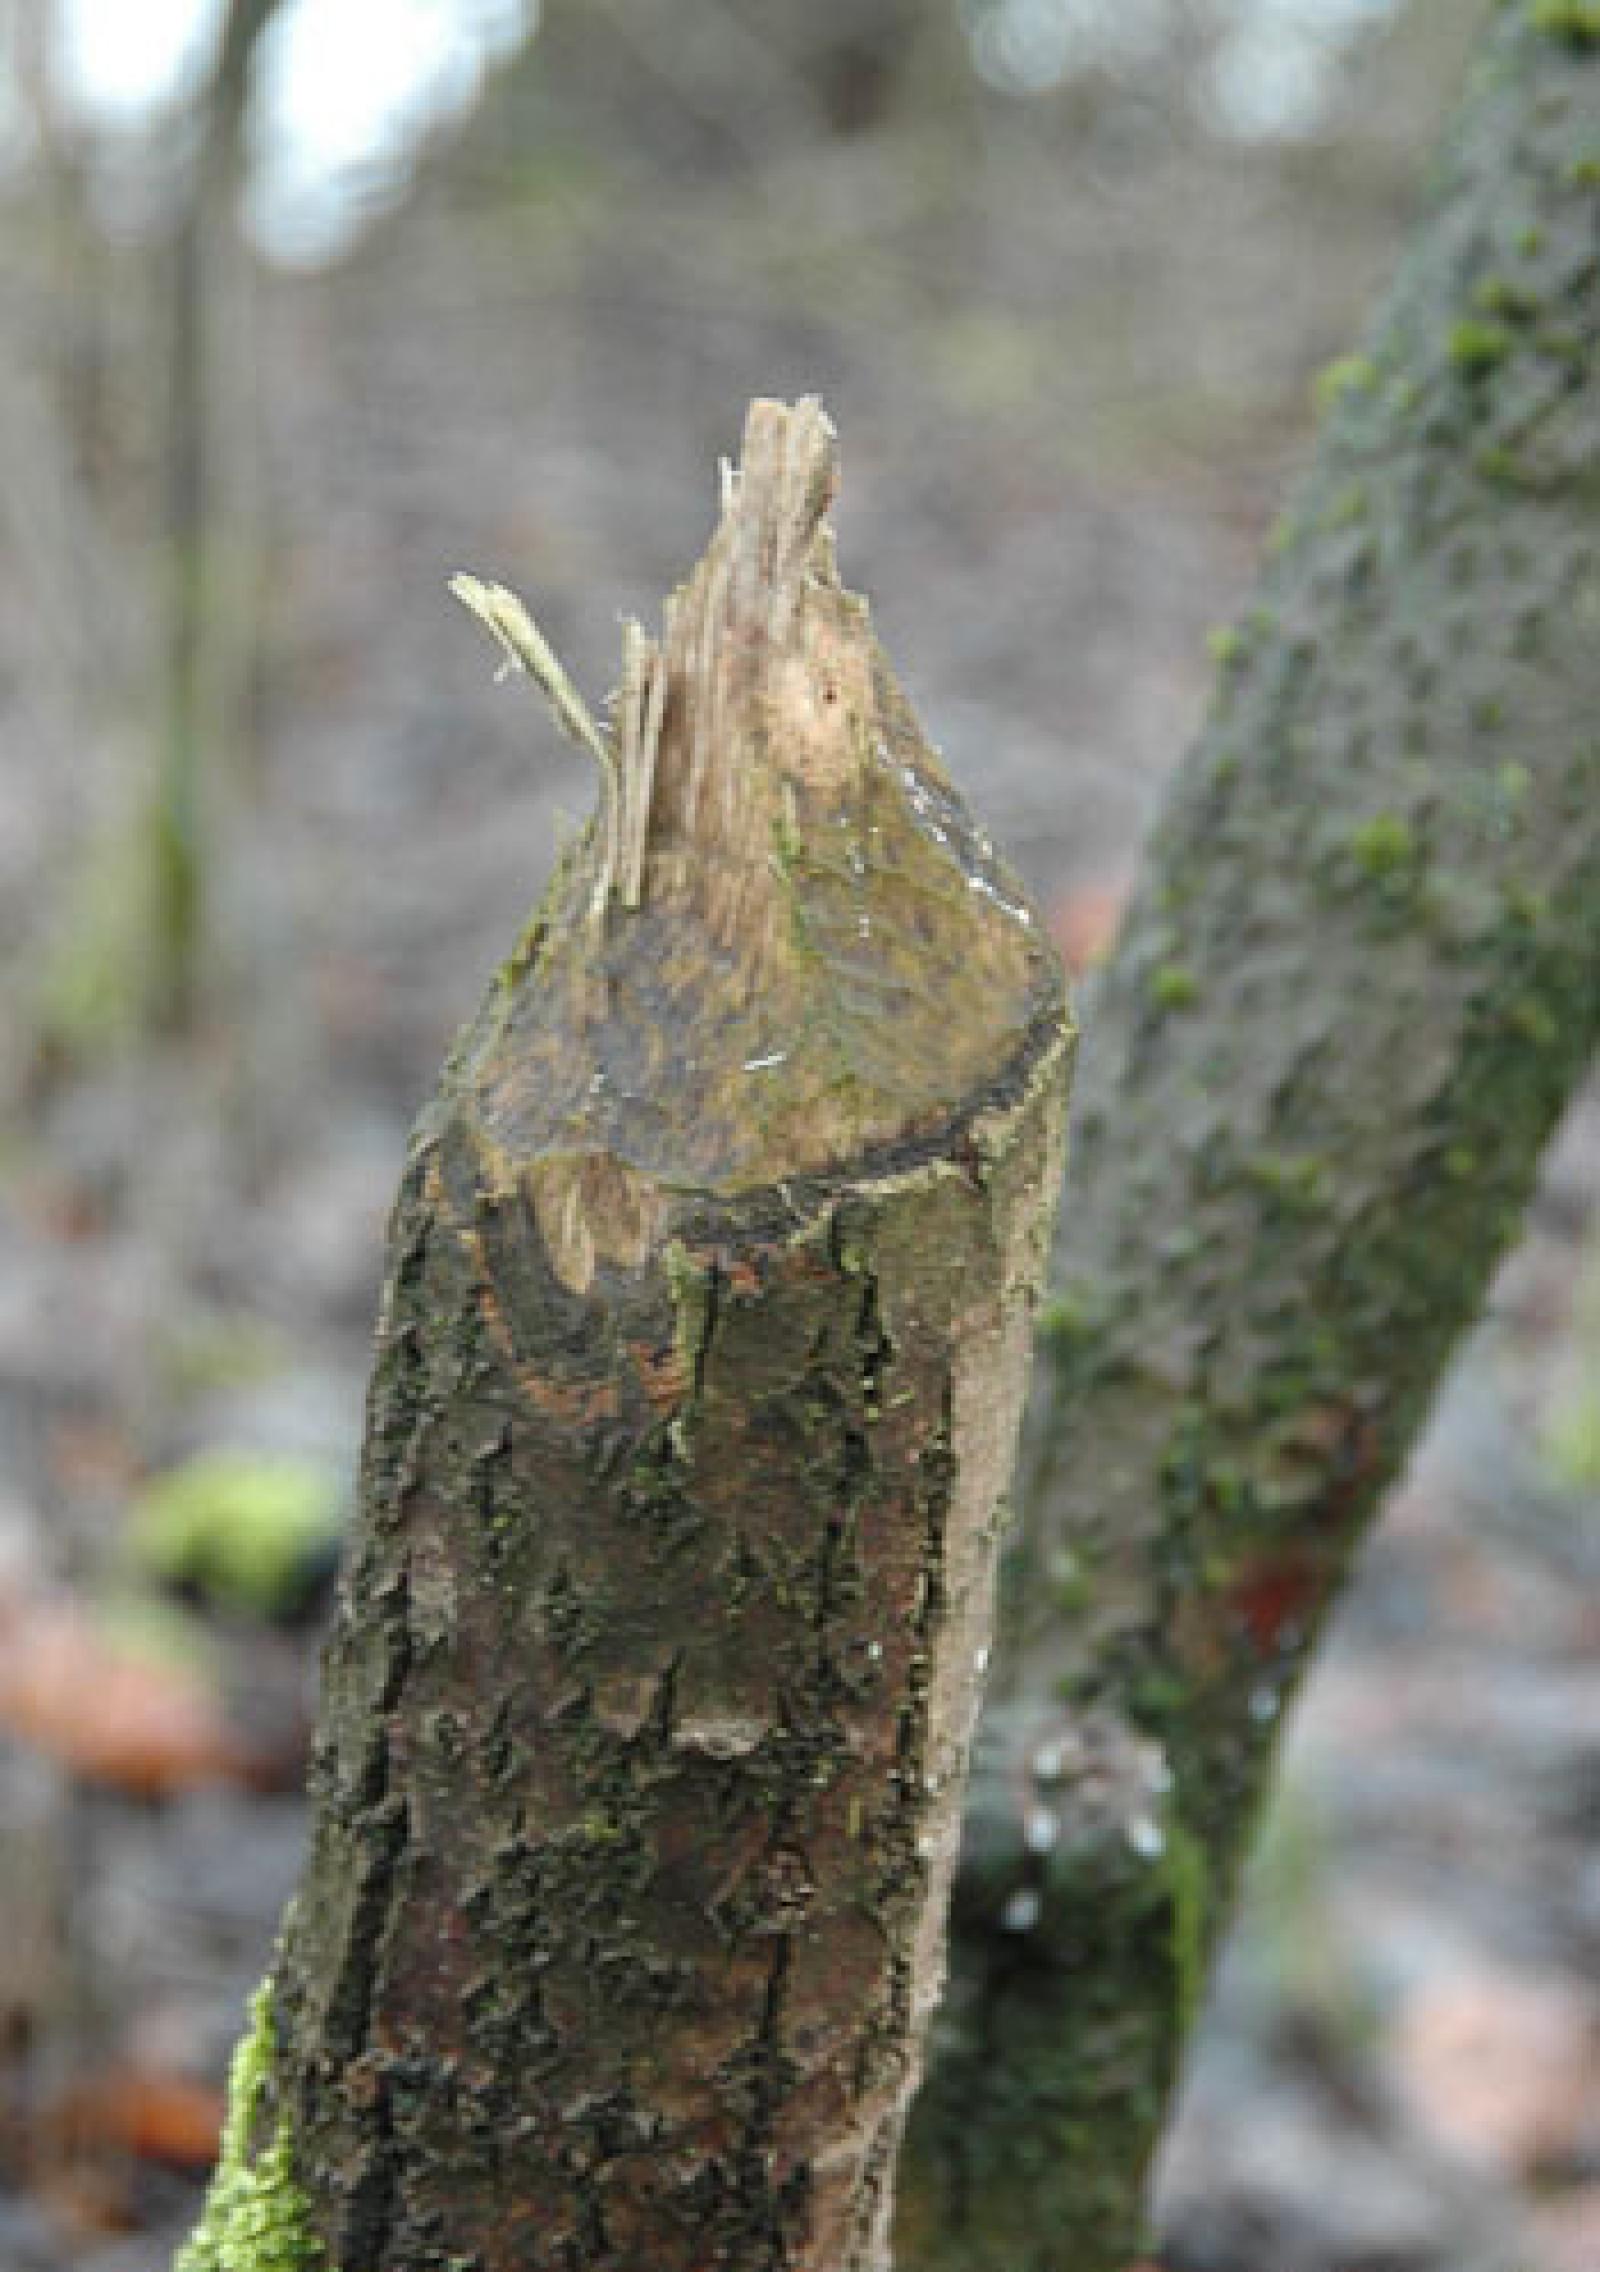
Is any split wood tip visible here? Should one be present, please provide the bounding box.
[452,397,850,928]
[451,397,1065,1254]
[718,394,841,602]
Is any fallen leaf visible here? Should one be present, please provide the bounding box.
[47,2066,225,2172]
[0,1591,251,1799]
[1394,1967,1598,2176]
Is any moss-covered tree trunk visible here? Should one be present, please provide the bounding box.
[177,401,1070,2272]
[897,8,1600,2267]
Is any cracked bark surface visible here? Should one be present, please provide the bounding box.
[204,400,1070,2272]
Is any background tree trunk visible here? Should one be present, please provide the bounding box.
[176,402,1070,2272]
[152,0,281,1029]
[897,9,1600,2266]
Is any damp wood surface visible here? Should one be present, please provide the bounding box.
[178,397,1072,2272]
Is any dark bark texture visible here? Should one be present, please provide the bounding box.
[191,402,1070,2272]
[898,9,1600,2267]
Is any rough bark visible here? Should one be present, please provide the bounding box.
[897,9,1600,2267]
[177,401,1070,2272]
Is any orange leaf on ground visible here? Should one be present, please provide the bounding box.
[1394,1968,1598,2176]
[48,2067,225,2171]
[0,1592,249,1799]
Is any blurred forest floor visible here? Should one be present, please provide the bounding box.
[0,5,1596,2268]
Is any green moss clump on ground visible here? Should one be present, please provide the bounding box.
[1349,815,1415,873]
[1473,276,1540,323]
[129,1452,344,1621]
[1148,964,1200,1012]
[1347,814,1418,882]
[1449,319,1516,374]
[1531,0,1600,47]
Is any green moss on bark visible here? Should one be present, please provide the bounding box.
[174,1984,323,2272]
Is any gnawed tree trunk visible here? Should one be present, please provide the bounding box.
[898,9,1600,2267]
[177,401,1070,2272]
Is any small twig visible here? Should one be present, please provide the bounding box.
[450,572,619,913]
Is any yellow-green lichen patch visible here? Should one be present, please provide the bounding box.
[663,1235,716,1397]
[1037,1291,1095,1354]
[1148,963,1200,1012]
[1206,625,1243,668]
[1243,1151,1330,1215]
[1321,482,1369,533]
[1508,994,1560,1047]
[1473,275,1541,323]
[1313,354,1378,419]
[1162,1815,1211,2046]
[1346,813,1418,882]
[1449,319,1516,374]
[174,1983,323,2272]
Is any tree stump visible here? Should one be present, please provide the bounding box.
[180,398,1071,2272]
